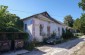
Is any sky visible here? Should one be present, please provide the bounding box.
[0,0,83,22]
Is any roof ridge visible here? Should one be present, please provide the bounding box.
[21,11,47,20]
[22,11,66,26]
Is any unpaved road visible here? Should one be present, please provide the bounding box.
[23,36,85,55]
[71,43,85,55]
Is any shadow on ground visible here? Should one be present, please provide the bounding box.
[23,37,85,55]
[23,49,46,55]
[48,38,85,49]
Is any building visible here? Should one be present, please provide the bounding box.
[22,12,66,42]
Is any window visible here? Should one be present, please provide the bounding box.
[25,24,27,30]
[58,27,60,32]
[40,24,43,36]
[58,27,60,36]
[47,26,50,36]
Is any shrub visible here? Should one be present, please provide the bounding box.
[62,29,74,40]
[7,33,14,40]
[62,28,66,39]
[0,32,29,41]
[51,31,56,37]
[22,33,29,41]
[0,27,20,32]
[24,42,35,51]
[6,27,19,32]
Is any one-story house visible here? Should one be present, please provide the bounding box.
[22,12,67,42]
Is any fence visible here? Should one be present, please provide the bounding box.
[0,32,28,52]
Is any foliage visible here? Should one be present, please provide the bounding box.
[51,31,56,37]
[0,5,23,32]
[0,32,29,41]
[79,14,85,33]
[78,0,85,11]
[22,33,29,41]
[43,31,63,45]
[42,31,57,44]
[61,28,66,39]
[43,38,48,44]
[24,42,35,51]
[64,15,74,27]
[73,18,81,31]
[0,27,20,32]
[62,29,74,40]
[73,14,85,33]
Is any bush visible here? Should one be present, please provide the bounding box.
[0,27,20,32]
[43,38,48,44]
[51,31,56,37]
[22,33,29,41]
[0,32,29,41]
[6,27,19,32]
[62,29,74,40]
[24,42,35,51]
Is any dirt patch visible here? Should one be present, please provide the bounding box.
[71,43,85,55]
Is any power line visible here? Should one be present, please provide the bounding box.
[8,9,32,14]
[7,9,65,17]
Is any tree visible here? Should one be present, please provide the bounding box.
[77,0,85,33]
[79,14,85,33]
[78,0,85,11]
[64,15,74,27]
[73,18,81,31]
[0,5,23,32]
[73,14,85,33]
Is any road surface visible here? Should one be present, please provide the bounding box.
[23,36,85,55]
